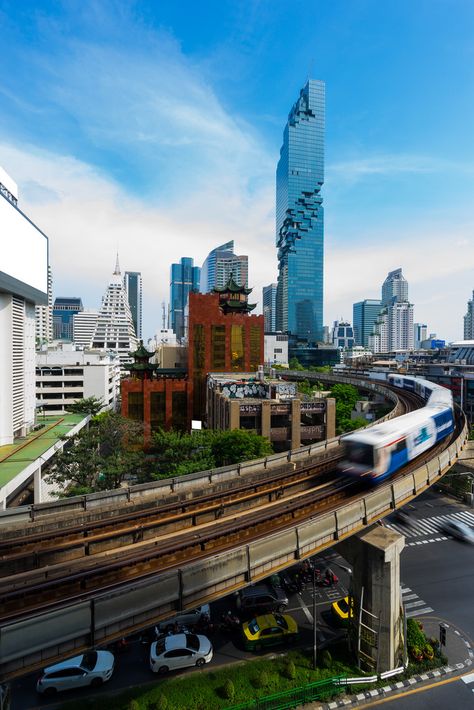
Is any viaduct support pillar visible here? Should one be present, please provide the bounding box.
[337,525,405,673]
[34,464,42,505]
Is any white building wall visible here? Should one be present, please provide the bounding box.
[264,333,288,365]
[0,294,13,445]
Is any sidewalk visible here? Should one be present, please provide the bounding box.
[311,616,473,709]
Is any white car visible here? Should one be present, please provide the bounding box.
[440,518,474,543]
[36,650,114,696]
[149,633,213,673]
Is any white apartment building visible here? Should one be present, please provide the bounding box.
[73,310,99,348]
[0,166,48,445]
[36,343,120,415]
[35,265,53,345]
[264,333,289,366]
[370,269,414,353]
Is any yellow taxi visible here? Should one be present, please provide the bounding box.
[241,613,299,651]
[331,596,354,624]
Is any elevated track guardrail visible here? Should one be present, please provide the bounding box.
[0,375,468,681]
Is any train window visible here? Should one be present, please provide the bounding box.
[393,440,407,454]
[346,442,374,467]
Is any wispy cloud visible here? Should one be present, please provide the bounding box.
[327,154,474,184]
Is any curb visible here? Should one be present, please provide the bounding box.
[317,622,473,709]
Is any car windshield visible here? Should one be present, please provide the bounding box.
[338,599,350,614]
[274,614,288,630]
[80,651,97,671]
[185,634,200,651]
[248,620,260,634]
[345,442,374,467]
[155,640,166,655]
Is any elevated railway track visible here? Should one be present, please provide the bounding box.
[0,378,468,681]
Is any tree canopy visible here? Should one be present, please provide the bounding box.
[329,383,365,435]
[65,396,104,416]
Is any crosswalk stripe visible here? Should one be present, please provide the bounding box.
[405,600,426,609]
[406,607,433,618]
[461,672,474,684]
[401,586,412,593]
[402,593,418,601]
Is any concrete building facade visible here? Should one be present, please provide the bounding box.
[0,166,48,445]
[207,372,335,450]
[264,333,288,366]
[465,291,474,340]
[36,344,120,414]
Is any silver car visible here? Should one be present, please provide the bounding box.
[155,604,211,633]
[150,633,213,673]
[36,650,114,696]
[440,518,474,543]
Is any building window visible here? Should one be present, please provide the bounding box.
[150,392,165,431]
[249,326,261,371]
[211,325,226,369]
[231,325,245,371]
[193,324,205,371]
[128,392,144,421]
[172,392,187,431]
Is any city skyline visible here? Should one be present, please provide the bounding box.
[1,2,473,340]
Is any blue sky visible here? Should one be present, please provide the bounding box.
[1,0,473,341]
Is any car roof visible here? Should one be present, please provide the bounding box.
[241,584,285,599]
[43,654,85,674]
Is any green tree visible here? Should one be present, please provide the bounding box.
[329,383,362,435]
[65,396,104,416]
[46,412,145,496]
[289,357,304,371]
[210,429,273,467]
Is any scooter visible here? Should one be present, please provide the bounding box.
[220,611,241,632]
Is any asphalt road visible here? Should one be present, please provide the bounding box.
[11,488,474,709]
[368,488,474,708]
[10,551,352,709]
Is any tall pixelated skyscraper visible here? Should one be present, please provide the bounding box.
[276,79,325,342]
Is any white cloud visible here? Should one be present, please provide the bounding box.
[325,228,474,342]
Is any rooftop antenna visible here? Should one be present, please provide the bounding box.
[162,301,166,330]
[114,251,121,275]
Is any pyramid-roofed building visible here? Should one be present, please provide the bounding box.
[91,255,138,367]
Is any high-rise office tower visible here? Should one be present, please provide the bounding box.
[276,79,325,342]
[53,297,83,340]
[124,271,143,340]
[353,299,382,347]
[0,165,48,444]
[35,265,53,345]
[414,323,428,349]
[170,257,200,341]
[332,320,355,349]
[464,291,474,340]
[371,268,413,352]
[91,256,138,366]
[262,283,277,332]
[382,268,408,306]
[200,241,248,293]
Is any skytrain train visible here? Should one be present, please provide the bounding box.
[339,375,454,483]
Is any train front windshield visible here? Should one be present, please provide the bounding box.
[345,442,374,468]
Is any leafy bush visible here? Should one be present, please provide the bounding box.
[149,695,168,710]
[283,659,296,680]
[407,618,426,651]
[128,701,140,710]
[253,670,270,688]
[320,650,332,669]
[221,679,235,701]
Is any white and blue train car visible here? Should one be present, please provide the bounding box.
[339,376,454,483]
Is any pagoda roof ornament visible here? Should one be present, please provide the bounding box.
[213,274,256,314]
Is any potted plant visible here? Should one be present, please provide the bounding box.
[423,644,434,660]
[411,645,423,662]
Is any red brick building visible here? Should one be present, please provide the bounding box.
[121,278,264,435]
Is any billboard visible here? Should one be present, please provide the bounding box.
[0,193,48,302]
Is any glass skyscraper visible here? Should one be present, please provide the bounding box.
[200,240,248,294]
[262,283,277,332]
[276,79,325,343]
[170,257,200,341]
[353,299,382,347]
